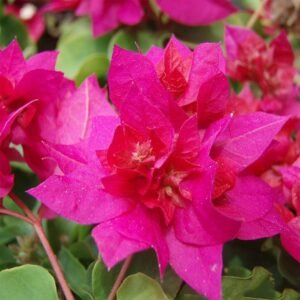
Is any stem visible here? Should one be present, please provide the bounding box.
[247,0,267,28]
[0,208,33,224]
[8,193,74,300]
[9,192,36,220]
[34,221,74,300]
[107,255,133,300]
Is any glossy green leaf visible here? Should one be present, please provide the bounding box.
[75,53,110,86]
[0,15,29,48]
[117,273,169,300]
[0,265,58,300]
[223,266,277,300]
[56,19,111,80]
[92,259,121,300]
[280,289,300,300]
[58,247,92,299]
[278,249,300,287]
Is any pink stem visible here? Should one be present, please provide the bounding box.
[107,255,133,300]
[8,193,74,300]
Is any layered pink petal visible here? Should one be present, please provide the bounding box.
[281,217,300,262]
[28,173,132,224]
[92,221,148,268]
[157,0,237,26]
[0,40,26,82]
[167,229,223,300]
[212,112,288,172]
[55,75,114,144]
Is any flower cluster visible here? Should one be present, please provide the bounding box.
[16,33,296,299]
[4,0,238,39]
[1,2,300,298]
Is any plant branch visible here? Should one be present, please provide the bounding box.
[8,192,74,300]
[9,192,36,220]
[107,255,133,300]
[34,220,74,300]
[0,208,33,224]
[247,0,267,28]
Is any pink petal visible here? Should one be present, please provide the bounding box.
[281,217,300,262]
[167,229,223,300]
[0,40,26,82]
[225,25,266,62]
[28,173,132,224]
[180,43,226,107]
[221,175,276,222]
[109,46,169,110]
[112,204,169,276]
[270,32,294,66]
[238,206,286,240]
[120,96,174,147]
[176,166,240,245]
[92,221,148,269]
[157,0,237,26]
[213,112,288,172]
[77,0,144,36]
[27,51,58,71]
[0,152,13,198]
[56,75,114,145]
[197,72,230,127]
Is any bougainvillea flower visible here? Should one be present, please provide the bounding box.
[5,2,45,41]
[0,40,110,180]
[110,38,229,128]
[225,25,298,115]
[44,0,144,36]
[109,43,288,239]
[29,98,226,299]
[277,159,300,262]
[226,84,259,115]
[156,0,237,26]
[29,41,288,298]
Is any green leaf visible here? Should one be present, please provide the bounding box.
[117,273,169,300]
[108,30,136,58]
[128,250,182,298]
[222,266,277,300]
[0,15,29,48]
[56,19,111,81]
[0,264,58,300]
[46,218,79,252]
[280,289,300,300]
[75,53,110,86]
[92,259,121,300]
[176,285,206,300]
[278,249,300,287]
[232,0,261,10]
[58,247,92,299]
[0,245,16,265]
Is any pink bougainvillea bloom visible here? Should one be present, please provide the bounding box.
[5,2,45,41]
[110,38,229,128]
[44,0,144,36]
[0,40,110,181]
[225,25,298,115]
[30,42,288,299]
[0,40,75,178]
[156,0,237,26]
[109,43,288,239]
